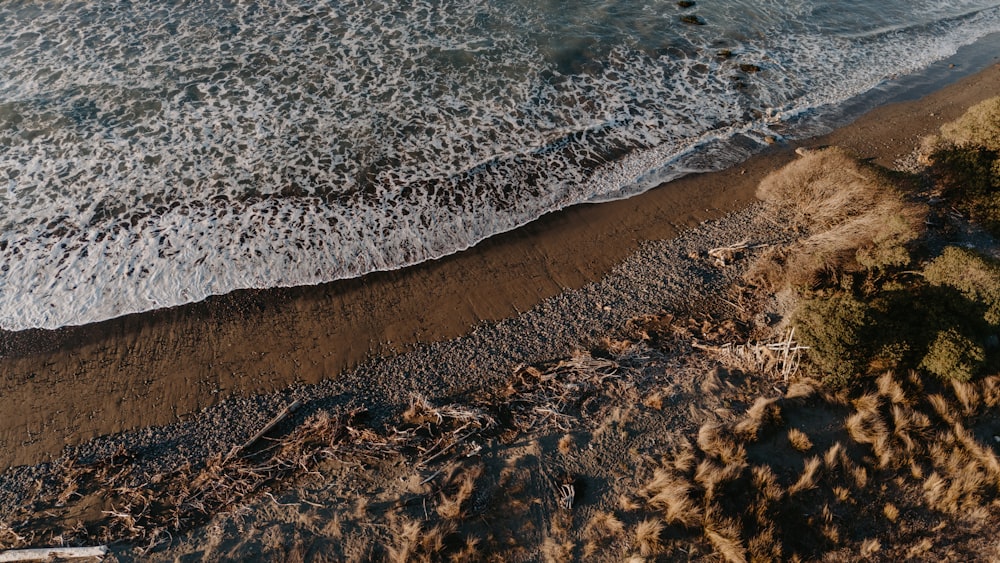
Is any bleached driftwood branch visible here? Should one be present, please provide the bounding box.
[0,545,108,561]
[707,239,770,267]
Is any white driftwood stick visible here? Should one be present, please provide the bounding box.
[0,545,108,561]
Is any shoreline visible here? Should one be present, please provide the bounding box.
[2,60,1000,470]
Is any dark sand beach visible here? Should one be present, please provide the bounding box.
[1,58,999,472]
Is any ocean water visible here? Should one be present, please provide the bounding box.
[1,0,999,331]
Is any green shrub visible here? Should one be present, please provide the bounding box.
[923,246,1000,326]
[928,145,1000,235]
[939,96,1000,152]
[919,328,986,382]
[793,293,876,387]
[792,283,994,387]
[925,96,1000,235]
[854,212,919,272]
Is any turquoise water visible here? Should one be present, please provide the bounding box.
[1,0,999,330]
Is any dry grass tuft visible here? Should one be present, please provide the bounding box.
[751,465,784,502]
[749,147,925,289]
[883,503,899,522]
[784,381,817,400]
[670,440,698,473]
[436,464,483,520]
[448,536,481,563]
[662,493,703,529]
[788,456,822,496]
[586,511,625,541]
[705,516,748,563]
[848,400,908,468]
[695,459,747,503]
[634,518,665,557]
[907,538,934,558]
[860,537,881,556]
[747,525,782,562]
[787,428,813,452]
[876,372,909,405]
[951,423,1000,485]
[386,519,423,563]
[889,405,925,455]
[832,486,851,502]
[921,472,950,512]
[734,397,782,441]
[619,493,641,512]
[757,147,892,230]
[698,422,746,464]
[822,442,847,471]
[846,408,889,449]
[927,394,957,424]
[951,380,982,416]
[981,375,1000,407]
[583,511,625,557]
[641,468,703,527]
[541,536,574,563]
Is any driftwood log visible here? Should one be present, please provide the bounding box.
[0,545,108,561]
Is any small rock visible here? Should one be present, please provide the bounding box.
[716,49,733,60]
[739,63,762,73]
[677,0,696,7]
[680,14,706,25]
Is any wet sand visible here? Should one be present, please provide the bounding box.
[1,60,998,470]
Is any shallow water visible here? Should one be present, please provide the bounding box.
[1,0,999,330]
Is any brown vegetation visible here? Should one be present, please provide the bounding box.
[921,96,1000,235]
[749,147,926,290]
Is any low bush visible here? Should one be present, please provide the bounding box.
[792,270,995,387]
[939,96,1000,152]
[928,145,1000,234]
[757,147,902,231]
[792,293,876,387]
[923,246,1000,325]
[750,148,925,291]
[920,328,986,383]
[923,96,1000,235]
